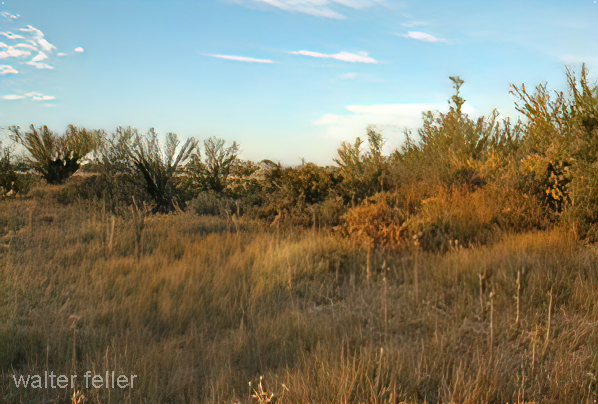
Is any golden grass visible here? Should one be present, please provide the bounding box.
[1,194,598,403]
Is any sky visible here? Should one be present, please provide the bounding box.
[1,0,597,165]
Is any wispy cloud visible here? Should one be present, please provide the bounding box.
[340,72,358,79]
[0,64,18,75]
[15,43,38,51]
[396,31,448,43]
[57,52,68,56]
[0,46,31,58]
[205,54,274,63]
[1,31,24,40]
[26,61,54,69]
[20,25,56,52]
[401,21,427,28]
[288,50,377,63]
[2,92,56,101]
[74,47,84,53]
[26,51,53,69]
[26,92,56,101]
[239,0,383,19]
[0,11,20,20]
[2,94,26,100]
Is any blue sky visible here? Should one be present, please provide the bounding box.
[1,0,597,164]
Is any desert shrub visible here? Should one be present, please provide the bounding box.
[342,181,551,252]
[341,192,410,251]
[183,136,239,195]
[96,127,197,214]
[335,127,390,202]
[224,159,264,213]
[0,141,35,197]
[190,190,235,217]
[253,161,340,226]
[392,77,525,195]
[317,195,346,227]
[8,124,103,184]
[511,64,598,235]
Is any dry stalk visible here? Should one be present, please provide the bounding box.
[414,248,419,303]
[515,269,521,326]
[366,244,372,281]
[489,290,495,361]
[105,215,115,256]
[131,197,146,261]
[479,272,487,317]
[543,287,553,356]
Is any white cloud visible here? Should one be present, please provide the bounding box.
[340,72,358,79]
[15,43,38,51]
[205,54,274,63]
[32,95,56,101]
[30,51,48,62]
[241,0,383,19]
[2,94,26,100]
[0,42,7,48]
[396,31,448,43]
[401,21,428,28]
[19,25,56,52]
[0,46,31,58]
[19,25,44,36]
[57,52,68,56]
[37,38,56,52]
[25,60,54,69]
[1,31,24,40]
[3,92,55,101]
[0,64,18,74]
[1,11,20,20]
[314,102,478,142]
[288,50,377,63]
[74,47,84,53]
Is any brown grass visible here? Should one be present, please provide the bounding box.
[1,192,597,403]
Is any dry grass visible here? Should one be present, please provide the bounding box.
[1,192,598,403]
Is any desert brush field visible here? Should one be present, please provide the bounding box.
[2,70,598,403]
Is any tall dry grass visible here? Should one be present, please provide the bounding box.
[1,193,598,403]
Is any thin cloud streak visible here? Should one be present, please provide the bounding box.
[396,31,448,43]
[340,72,358,79]
[0,11,20,20]
[15,43,38,51]
[25,61,54,69]
[240,0,383,19]
[288,50,377,63]
[205,54,274,63]
[2,94,26,100]
[401,21,428,27]
[2,92,56,101]
[1,31,24,39]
